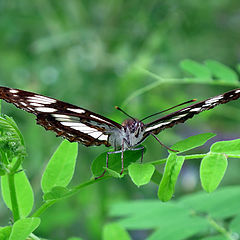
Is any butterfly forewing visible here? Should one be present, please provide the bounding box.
[1,86,240,150]
[145,88,240,135]
[0,87,122,147]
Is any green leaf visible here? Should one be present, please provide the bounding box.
[111,200,209,236]
[9,217,40,240]
[1,171,34,218]
[0,115,26,162]
[128,163,155,187]
[43,186,71,201]
[91,146,145,178]
[147,216,208,240]
[0,226,12,240]
[180,59,211,80]
[170,133,216,153]
[4,116,25,146]
[158,154,185,201]
[151,169,163,185]
[205,60,238,82]
[41,140,78,193]
[110,186,240,237]
[103,223,131,240]
[103,167,122,178]
[0,115,25,146]
[210,138,240,155]
[179,186,240,219]
[229,214,240,234]
[109,200,164,218]
[200,153,227,192]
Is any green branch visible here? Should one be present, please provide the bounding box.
[68,176,110,196]
[31,200,56,218]
[207,215,234,240]
[149,153,240,166]
[122,69,240,106]
[32,176,110,218]
[7,173,20,221]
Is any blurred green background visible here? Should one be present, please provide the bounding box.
[0,1,240,239]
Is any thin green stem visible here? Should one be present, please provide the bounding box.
[122,69,240,105]
[149,153,240,166]
[141,69,240,88]
[185,153,207,160]
[68,176,110,196]
[149,153,206,165]
[31,200,56,218]
[149,158,167,165]
[227,154,240,158]
[122,79,164,107]
[29,233,41,240]
[10,157,23,174]
[7,173,20,221]
[207,215,234,240]
[32,176,109,218]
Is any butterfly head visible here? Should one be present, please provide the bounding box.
[122,119,145,136]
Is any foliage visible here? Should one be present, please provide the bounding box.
[108,186,240,240]
[0,108,239,239]
[0,1,240,238]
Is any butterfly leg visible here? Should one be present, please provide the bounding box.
[94,170,106,179]
[95,149,123,179]
[120,141,124,175]
[150,133,178,152]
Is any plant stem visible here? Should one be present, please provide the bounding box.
[227,155,240,159]
[31,200,56,218]
[150,153,240,166]
[29,233,41,240]
[207,215,234,240]
[185,154,207,160]
[123,69,240,106]
[32,176,109,218]
[68,176,110,196]
[150,153,206,165]
[7,173,20,221]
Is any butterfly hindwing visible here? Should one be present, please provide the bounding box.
[0,87,122,147]
[145,88,240,134]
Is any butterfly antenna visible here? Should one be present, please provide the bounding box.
[140,99,197,122]
[115,106,136,121]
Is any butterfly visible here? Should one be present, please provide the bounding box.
[0,86,239,178]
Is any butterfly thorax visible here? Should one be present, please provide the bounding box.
[108,118,145,150]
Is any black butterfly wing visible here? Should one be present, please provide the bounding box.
[145,88,240,135]
[0,86,122,147]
